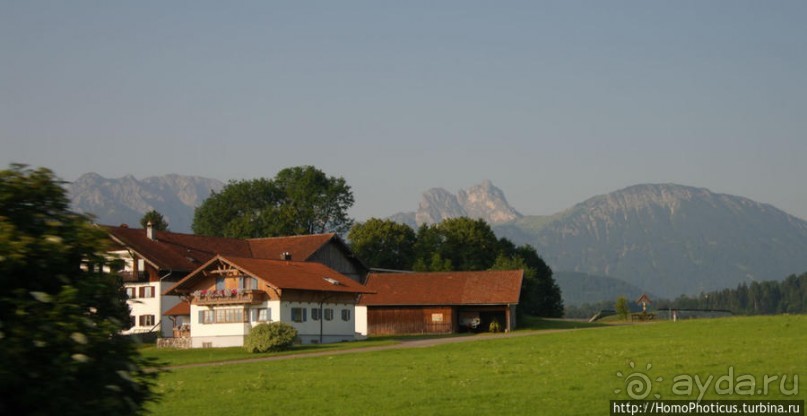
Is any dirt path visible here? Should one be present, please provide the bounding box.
[167,328,596,370]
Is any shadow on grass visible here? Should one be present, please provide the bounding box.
[142,337,400,367]
[517,316,610,330]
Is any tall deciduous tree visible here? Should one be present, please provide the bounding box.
[348,218,416,270]
[272,166,354,235]
[192,166,354,238]
[407,217,563,316]
[413,218,499,271]
[0,164,158,415]
[139,209,169,231]
[615,296,630,320]
[493,242,564,318]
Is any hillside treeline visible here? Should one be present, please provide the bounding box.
[657,272,807,314]
[565,272,807,319]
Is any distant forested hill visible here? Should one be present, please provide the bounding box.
[555,271,648,307]
[495,184,807,299]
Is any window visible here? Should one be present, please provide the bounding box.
[311,308,321,321]
[129,316,136,328]
[225,309,243,323]
[341,309,351,321]
[291,307,307,323]
[139,286,154,298]
[138,315,155,327]
[199,310,214,324]
[324,308,334,321]
[251,308,270,322]
[239,276,258,290]
[125,287,136,299]
[215,277,225,290]
[200,309,243,324]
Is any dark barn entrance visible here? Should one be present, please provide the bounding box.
[457,306,508,333]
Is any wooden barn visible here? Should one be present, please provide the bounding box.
[356,270,523,336]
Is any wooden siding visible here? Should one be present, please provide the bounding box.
[309,243,365,282]
[367,306,454,335]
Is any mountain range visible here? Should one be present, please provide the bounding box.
[401,182,807,299]
[67,173,807,304]
[67,173,224,233]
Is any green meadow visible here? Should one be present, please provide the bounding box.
[147,315,806,415]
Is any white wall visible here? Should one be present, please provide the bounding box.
[189,300,280,348]
[123,280,182,337]
[186,299,358,348]
[279,301,357,344]
[355,305,368,338]
[124,282,160,335]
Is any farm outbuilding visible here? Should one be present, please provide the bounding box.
[356,270,523,336]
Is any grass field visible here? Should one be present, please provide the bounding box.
[146,315,806,415]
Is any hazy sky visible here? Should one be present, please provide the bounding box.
[2,1,806,220]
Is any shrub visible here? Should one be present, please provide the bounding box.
[615,296,630,320]
[244,322,298,353]
[489,319,502,333]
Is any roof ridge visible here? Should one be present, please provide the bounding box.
[246,233,335,242]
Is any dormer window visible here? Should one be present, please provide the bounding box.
[323,277,341,286]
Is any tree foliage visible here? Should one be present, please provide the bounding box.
[413,218,499,271]
[657,272,807,315]
[192,166,354,238]
[139,209,169,231]
[0,164,158,415]
[491,243,564,318]
[615,296,630,320]
[348,218,416,270]
[351,216,563,317]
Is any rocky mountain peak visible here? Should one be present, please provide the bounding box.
[395,181,522,227]
[458,180,521,224]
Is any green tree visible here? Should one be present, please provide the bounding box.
[273,166,355,235]
[193,178,279,238]
[509,243,563,317]
[348,218,416,270]
[615,296,630,320]
[139,209,169,231]
[413,218,499,271]
[192,166,354,238]
[0,165,158,415]
[413,252,454,272]
[490,245,564,318]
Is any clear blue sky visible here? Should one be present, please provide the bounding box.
[2,1,806,220]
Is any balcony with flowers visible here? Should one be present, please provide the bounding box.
[191,288,266,306]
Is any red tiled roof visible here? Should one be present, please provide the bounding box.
[104,225,251,271]
[163,301,191,316]
[165,255,373,295]
[103,226,342,271]
[247,233,336,261]
[358,270,523,306]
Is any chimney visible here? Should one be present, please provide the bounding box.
[281,252,291,261]
[146,221,155,240]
